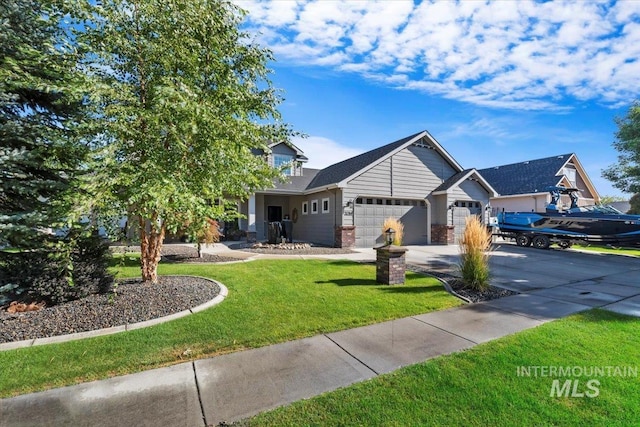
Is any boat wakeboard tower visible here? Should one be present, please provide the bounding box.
[494,186,640,249]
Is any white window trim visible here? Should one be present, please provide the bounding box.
[302,201,308,215]
[311,199,318,214]
[322,197,330,213]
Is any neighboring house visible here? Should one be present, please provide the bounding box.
[236,130,497,247]
[478,153,600,214]
[610,201,631,214]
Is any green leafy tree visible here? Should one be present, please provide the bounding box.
[79,0,294,282]
[0,0,88,249]
[603,102,640,194]
[629,193,640,214]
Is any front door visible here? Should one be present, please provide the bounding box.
[267,205,282,222]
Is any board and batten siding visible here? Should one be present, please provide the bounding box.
[342,145,457,226]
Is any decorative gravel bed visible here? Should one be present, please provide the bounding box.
[0,276,220,344]
[229,242,357,255]
[407,264,518,303]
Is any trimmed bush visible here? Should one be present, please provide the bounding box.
[0,235,113,307]
[459,215,492,290]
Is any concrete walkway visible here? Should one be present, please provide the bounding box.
[2,243,639,427]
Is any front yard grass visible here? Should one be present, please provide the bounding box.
[0,259,460,397]
[249,309,640,426]
[573,245,640,257]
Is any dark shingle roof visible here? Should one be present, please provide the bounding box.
[269,168,321,192]
[478,154,573,196]
[433,169,475,193]
[306,131,425,190]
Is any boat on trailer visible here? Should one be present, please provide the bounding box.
[494,186,640,249]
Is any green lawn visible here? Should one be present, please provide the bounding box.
[248,310,640,426]
[573,245,640,257]
[0,258,460,397]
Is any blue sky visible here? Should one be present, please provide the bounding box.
[236,0,640,198]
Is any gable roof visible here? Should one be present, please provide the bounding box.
[306,130,462,191]
[433,169,498,197]
[268,141,308,162]
[478,153,577,196]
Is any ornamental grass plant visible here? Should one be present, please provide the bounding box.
[381,217,404,245]
[459,215,492,290]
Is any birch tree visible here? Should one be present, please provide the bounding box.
[80,0,292,282]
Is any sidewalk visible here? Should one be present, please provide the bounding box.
[3,243,637,426]
[1,296,589,427]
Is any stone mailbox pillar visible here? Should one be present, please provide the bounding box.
[375,245,408,285]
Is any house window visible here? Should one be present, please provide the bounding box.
[322,198,330,213]
[311,199,318,214]
[274,154,294,176]
[302,201,308,215]
[564,167,577,186]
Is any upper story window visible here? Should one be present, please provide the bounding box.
[563,167,577,186]
[273,154,295,176]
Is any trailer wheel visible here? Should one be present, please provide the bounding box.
[558,240,572,249]
[532,235,551,249]
[515,234,532,247]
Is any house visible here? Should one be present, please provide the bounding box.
[610,201,631,214]
[478,153,600,214]
[235,130,497,247]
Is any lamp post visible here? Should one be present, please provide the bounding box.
[385,227,396,246]
[375,227,406,285]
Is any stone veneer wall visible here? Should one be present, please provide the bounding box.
[334,226,356,248]
[431,224,455,245]
[375,246,407,285]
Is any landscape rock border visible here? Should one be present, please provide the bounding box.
[0,276,228,352]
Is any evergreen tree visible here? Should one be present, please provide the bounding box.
[0,0,88,249]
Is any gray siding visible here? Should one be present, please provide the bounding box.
[392,146,456,198]
[289,190,337,246]
[269,143,303,176]
[342,145,456,226]
[432,194,449,225]
[344,158,392,197]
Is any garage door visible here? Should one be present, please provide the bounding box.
[354,198,428,247]
[452,200,482,243]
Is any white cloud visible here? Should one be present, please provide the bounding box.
[292,135,363,169]
[237,0,640,111]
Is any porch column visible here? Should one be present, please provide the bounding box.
[247,194,257,242]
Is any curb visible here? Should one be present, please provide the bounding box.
[0,276,229,352]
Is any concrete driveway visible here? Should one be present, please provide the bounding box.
[404,242,640,317]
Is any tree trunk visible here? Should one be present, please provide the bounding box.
[197,242,203,258]
[139,216,165,283]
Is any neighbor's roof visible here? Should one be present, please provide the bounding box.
[478,154,575,196]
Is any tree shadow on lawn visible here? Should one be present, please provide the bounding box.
[314,278,446,294]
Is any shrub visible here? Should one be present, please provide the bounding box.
[0,234,113,307]
[459,215,492,290]
[381,217,404,245]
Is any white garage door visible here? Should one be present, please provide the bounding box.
[453,200,482,243]
[354,198,428,247]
